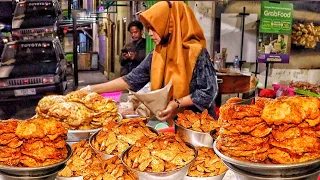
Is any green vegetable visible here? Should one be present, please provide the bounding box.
[294,89,320,98]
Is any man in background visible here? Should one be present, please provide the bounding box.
[120,20,146,76]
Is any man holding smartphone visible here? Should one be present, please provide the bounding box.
[120,21,146,76]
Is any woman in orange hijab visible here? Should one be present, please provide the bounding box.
[86,1,218,121]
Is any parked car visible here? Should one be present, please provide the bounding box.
[0,38,67,114]
[12,0,61,38]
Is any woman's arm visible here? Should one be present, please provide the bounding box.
[90,77,130,93]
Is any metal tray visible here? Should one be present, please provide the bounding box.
[183,172,226,180]
[213,141,320,176]
[120,142,198,180]
[223,161,320,180]
[0,144,72,177]
[67,128,101,142]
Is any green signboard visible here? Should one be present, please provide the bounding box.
[259,2,293,34]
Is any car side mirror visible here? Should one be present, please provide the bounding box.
[59,54,64,60]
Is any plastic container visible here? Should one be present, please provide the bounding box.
[100,91,122,102]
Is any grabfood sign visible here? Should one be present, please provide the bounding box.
[259,2,293,34]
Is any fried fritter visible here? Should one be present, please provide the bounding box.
[65,90,89,102]
[268,148,320,164]
[36,95,67,117]
[15,118,67,140]
[47,102,93,127]
[187,147,227,177]
[219,103,262,120]
[100,156,137,180]
[123,133,195,173]
[0,119,19,135]
[269,135,320,155]
[92,119,157,156]
[176,110,219,134]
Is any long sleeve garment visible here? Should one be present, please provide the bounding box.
[123,48,219,118]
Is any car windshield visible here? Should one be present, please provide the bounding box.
[1,42,56,65]
[14,2,57,18]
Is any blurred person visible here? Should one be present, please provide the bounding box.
[120,20,146,76]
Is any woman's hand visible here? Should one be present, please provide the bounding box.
[157,100,179,121]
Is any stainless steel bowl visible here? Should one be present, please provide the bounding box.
[213,141,320,176]
[0,144,72,177]
[120,114,150,124]
[223,161,320,180]
[56,176,83,180]
[120,142,198,180]
[67,128,101,142]
[89,126,159,160]
[183,172,226,180]
[0,165,64,180]
[174,122,215,148]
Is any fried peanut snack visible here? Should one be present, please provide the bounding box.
[59,140,96,177]
[36,90,119,130]
[91,119,157,156]
[123,133,196,172]
[176,110,219,134]
[187,147,227,177]
[0,118,67,167]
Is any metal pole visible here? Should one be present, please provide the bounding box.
[239,7,246,70]
[264,62,269,88]
[72,12,79,89]
[68,0,72,19]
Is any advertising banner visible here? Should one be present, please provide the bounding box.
[258,2,293,63]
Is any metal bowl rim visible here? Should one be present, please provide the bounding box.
[213,141,320,169]
[122,114,141,119]
[55,176,84,179]
[174,121,210,136]
[223,161,320,179]
[120,142,198,174]
[88,126,159,157]
[0,144,72,171]
[185,172,226,179]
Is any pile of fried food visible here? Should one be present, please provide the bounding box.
[91,119,157,155]
[123,133,196,172]
[176,109,219,134]
[290,81,320,95]
[187,147,227,177]
[0,118,68,167]
[36,90,118,130]
[292,22,320,49]
[217,96,320,164]
[59,140,137,180]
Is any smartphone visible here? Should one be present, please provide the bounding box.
[121,49,128,54]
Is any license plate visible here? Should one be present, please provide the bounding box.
[14,88,36,97]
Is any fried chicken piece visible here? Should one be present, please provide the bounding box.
[47,102,93,127]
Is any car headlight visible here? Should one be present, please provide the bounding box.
[0,81,8,87]
[43,77,54,83]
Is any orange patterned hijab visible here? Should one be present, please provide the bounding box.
[139,1,206,99]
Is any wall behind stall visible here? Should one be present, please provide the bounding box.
[215,1,320,88]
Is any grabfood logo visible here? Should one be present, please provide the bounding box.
[264,10,291,18]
